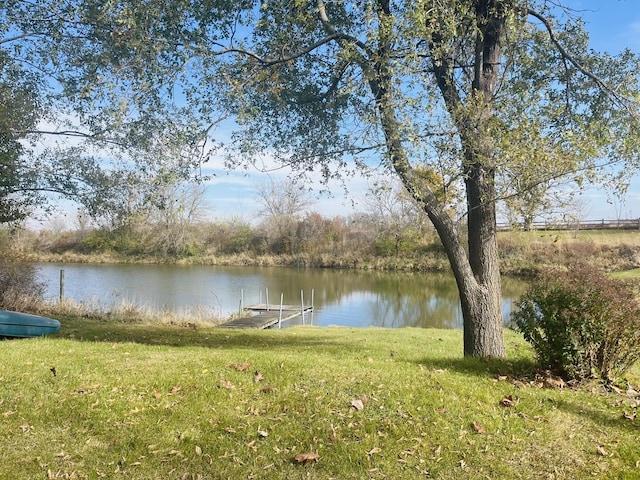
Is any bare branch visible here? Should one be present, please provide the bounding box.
[210,33,343,67]
[317,0,375,59]
[1,32,36,44]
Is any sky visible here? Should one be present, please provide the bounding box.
[193,0,640,225]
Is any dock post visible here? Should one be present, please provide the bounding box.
[59,269,65,303]
[239,289,244,314]
[266,288,270,311]
[311,288,315,325]
[300,290,305,325]
[278,293,284,328]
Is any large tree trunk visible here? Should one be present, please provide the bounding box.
[460,162,505,357]
[458,0,508,357]
[369,0,508,357]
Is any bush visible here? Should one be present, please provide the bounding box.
[0,245,44,310]
[512,264,640,382]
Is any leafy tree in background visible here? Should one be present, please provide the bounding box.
[0,50,41,223]
[3,1,639,356]
[0,1,210,225]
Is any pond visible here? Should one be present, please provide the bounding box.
[36,263,528,329]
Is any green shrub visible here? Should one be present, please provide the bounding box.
[512,264,640,382]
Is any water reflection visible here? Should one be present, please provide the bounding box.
[37,264,528,329]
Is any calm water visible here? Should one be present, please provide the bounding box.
[36,263,528,329]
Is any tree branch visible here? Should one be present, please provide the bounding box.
[317,0,375,59]
[528,8,638,116]
[210,33,343,67]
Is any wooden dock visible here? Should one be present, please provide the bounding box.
[218,304,314,329]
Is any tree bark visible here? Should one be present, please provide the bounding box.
[423,0,508,357]
[347,0,508,357]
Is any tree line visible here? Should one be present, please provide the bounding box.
[16,178,440,261]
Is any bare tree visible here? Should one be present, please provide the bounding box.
[254,179,314,254]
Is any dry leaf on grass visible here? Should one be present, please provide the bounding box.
[294,452,320,466]
[500,395,516,407]
[367,447,382,456]
[218,379,234,389]
[230,362,251,372]
[253,371,264,383]
[471,421,485,434]
[351,399,364,411]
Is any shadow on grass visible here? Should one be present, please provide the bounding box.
[50,315,352,351]
[413,356,539,379]
[553,397,640,433]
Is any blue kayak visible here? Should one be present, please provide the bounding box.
[0,310,61,338]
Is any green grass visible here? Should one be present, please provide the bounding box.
[1,318,639,479]
[611,268,640,280]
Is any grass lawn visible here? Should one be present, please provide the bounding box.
[1,318,639,479]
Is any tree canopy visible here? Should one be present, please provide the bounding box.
[2,0,639,356]
[1,0,212,223]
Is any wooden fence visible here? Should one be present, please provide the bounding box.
[496,219,640,232]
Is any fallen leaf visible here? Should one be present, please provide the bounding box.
[500,395,515,407]
[471,421,485,434]
[294,452,319,466]
[367,447,382,456]
[169,385,182,395]
[597,445,608,456]
[218,379,234,389]
[543,376,566,389]
[351,399,364,411]
[260,385,277,394]
[258,430,269,438]
[230,362,251,372]
[153,391,162,399]
[254,371,264,383]
[195,445,202,456]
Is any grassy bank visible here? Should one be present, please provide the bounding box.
[24,229,640,276]
[1,318,639,479]
[498,229,640,275]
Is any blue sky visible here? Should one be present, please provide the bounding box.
[198,1,640,224]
